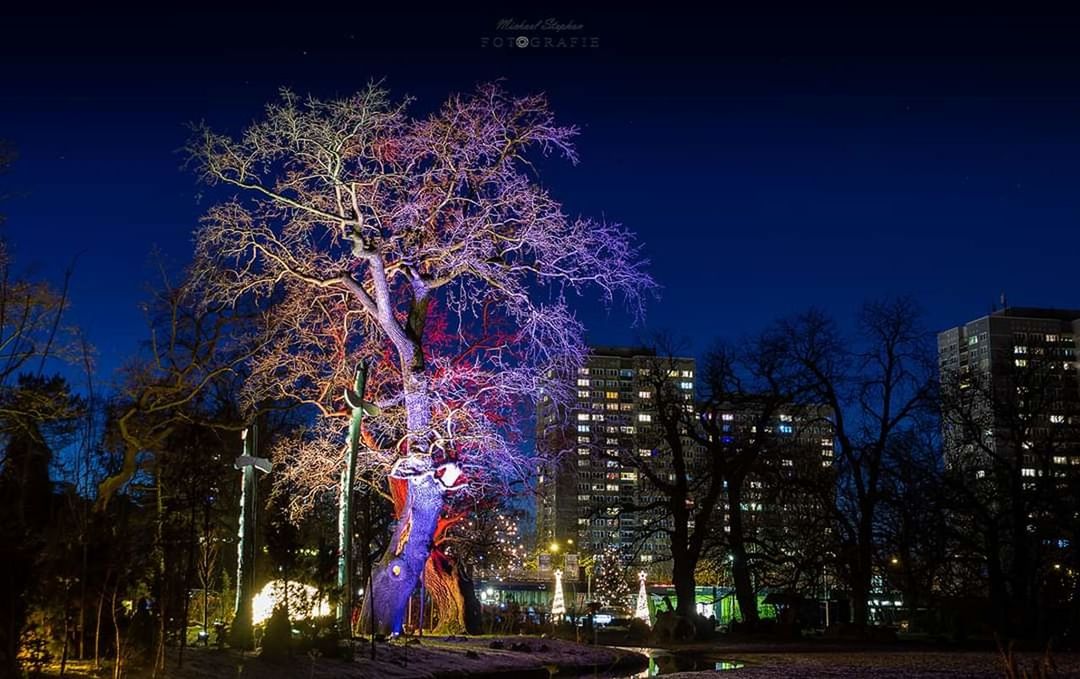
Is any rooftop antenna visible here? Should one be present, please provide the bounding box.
[1000,291,1008,311]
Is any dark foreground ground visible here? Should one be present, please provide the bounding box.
[643,641,1080,677]
[42,636,1080,677]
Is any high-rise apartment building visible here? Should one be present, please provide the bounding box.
[535,347,696,576]
[937,306,1080,470]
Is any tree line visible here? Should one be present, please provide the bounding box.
[612,298,1079,643]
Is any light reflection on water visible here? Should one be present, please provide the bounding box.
[621,648,745,676]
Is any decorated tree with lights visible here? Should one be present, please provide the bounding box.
[635,571,651,623]
[551,569,566,620]
[188,83,653,634]
[592,545,633,611]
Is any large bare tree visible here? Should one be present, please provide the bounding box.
[188,83,653,633]
[777,299,936,630]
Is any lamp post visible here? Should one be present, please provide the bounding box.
[337,362,378,635]
[232,426,271,648]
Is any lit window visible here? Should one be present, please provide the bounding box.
[680,381,693,390]
[1054,456,1067,465]
[577,425,591,433]
[638,413,652,422]
[778,424,794,434]
[779,414,793,422]
[722,414,734,421]
[638,390,652,399]
[577,378,590,387]
[578,390,589,398]
[578,413,590,421]
[1047,334,1058,342]
[1021,468,1036,477]
[1050,415,1065,424]
[1014,346,1027,354]
[1015,359,1028,367]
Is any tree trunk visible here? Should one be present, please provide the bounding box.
[111,586,123,679]
[423,549,481,635]
[727,484,759,625]
[671,522,698,620]
[177,503,196,668]
[60,602,70,677]
[363,459,444,635]
[154,465,166,674]
[79,539,88,660]
[672,557,697,619]
[424,549,465,635]
[94,585,105,669]
[851,513,874,630]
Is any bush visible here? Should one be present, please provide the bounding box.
[260,605,292,663]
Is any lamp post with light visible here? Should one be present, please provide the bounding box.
[231,425,271,649]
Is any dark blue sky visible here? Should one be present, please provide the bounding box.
[3,9,1080,385]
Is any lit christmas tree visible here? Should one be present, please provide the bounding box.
[552,569,566,619]
[635,571,651,624]
[593,545,633,611]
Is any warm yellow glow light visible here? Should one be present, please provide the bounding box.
[550,542,560,552]
[251,580,330,626]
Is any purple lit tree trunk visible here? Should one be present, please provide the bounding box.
[366,461,444,634]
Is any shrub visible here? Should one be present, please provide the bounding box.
[260,605,292,663]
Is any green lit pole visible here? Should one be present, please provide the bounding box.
[337,363,377,635]
[232,426,270,648]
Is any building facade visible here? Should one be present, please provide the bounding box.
[938,306,1080,471]
[535,346,696,578]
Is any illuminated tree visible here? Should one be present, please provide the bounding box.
[635,571,650,623]
[592,545,632,611]
[188,83,653,633]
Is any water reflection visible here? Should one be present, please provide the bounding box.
[630,651,745,676]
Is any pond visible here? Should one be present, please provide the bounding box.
[616,648,746,676]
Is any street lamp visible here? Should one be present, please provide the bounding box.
[232,425,271,648]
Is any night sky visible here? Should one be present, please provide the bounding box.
[4,10,1080,385]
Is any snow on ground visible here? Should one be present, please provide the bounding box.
[46,639,1080,677]
[657,649,1080,678]
[138,635,643,678]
